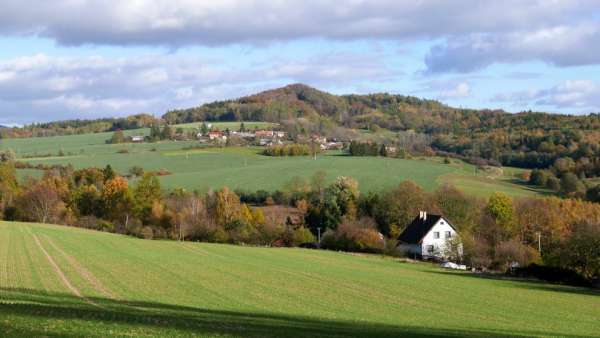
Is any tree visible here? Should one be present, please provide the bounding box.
[109,130,125,144]
[560,172,585,198]
[133,174,162,222]
[214,187,242,227]
[18,176,68,224]
[486,192,514,230]
[373,181,426,235]
[200,122,209,135]
[150,124,162,141]
[0,161,18,217]
[102,177,134,228]
[72,184,102,217]
[161,125,174,140]
[103,165,116,182]
[239,122,246,132]
[559,221,600,279]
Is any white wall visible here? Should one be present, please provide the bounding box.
[420,218,458,258]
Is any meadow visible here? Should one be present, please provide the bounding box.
[0,221,598,337]
[0,124,545,197]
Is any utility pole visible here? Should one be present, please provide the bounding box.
[537,232,542,254]
[317,227,321,246]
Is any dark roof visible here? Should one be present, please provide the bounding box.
[397,214,449,244]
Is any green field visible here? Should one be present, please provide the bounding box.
[0,128,545,197]
[1,221,598,337]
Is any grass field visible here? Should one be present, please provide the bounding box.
[0,221,598,337]
[0,128,545,197]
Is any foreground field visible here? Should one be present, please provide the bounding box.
[1,129,543,197]
[1,222,598,337]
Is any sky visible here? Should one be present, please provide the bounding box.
[1,0,600,125]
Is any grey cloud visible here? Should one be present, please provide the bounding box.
[425,23,600,73]
[0,1,596,47]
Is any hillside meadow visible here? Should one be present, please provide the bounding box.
[0,126,545,197]
[1,221,598,337]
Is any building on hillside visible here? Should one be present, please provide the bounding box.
[255,130,274,138]
[131,135,145,142]
[397,212,461,260]
[208,131,224,140]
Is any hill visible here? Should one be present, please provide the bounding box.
[1,221,598,337]
[163,84,600,180]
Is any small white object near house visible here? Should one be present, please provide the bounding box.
[131,135,144,142]
[441,262,467,270]
[397,211,462,260]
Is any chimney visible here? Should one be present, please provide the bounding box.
[419,211,423,219]
[423,211,427,221]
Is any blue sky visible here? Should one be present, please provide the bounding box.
[0,1,599,125]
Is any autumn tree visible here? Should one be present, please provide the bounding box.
[102,176,133,229]
[18,175,68,224]
[215,187,242,227]
[133,173,162,222]
[109,130,126,144]
[373,181,426,235]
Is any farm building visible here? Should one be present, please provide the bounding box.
[131,135,145,142]
[397,212,461,260]
[208,131,226,140]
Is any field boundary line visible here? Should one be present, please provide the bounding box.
[181,242,228,259]
[44,236,119,301]
[29,230,102,308]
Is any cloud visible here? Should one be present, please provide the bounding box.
[0,51,399,124]
[0,1,596,47]
[425,23,600,73]
[438,82,470,99]
[492,80,600,112]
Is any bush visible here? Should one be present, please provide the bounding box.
[320,217,383,253]
[511,264,591,287]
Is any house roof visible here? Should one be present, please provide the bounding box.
[397,214,453,244]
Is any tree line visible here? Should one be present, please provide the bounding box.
[0,158,598,283]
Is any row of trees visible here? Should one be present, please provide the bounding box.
[1,158,598,281]
[262,144,312,156]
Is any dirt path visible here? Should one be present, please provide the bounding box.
[30,231,101,308]
[45,236,118,300]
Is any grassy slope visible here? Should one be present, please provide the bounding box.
[1,221,598,337]
[1,129,544,197]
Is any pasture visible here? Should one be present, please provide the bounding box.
[0,127,544,197]
[0,221,598,337]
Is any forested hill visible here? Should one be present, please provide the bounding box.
[164,84,600,180]
[163,83,600,134]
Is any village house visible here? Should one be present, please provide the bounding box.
[255,130,274,138]
[208,131,226,141]
[397,212,461,260]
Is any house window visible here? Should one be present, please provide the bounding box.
[445,231,451,239]
[433,232,440,239]
[426,245,434,254]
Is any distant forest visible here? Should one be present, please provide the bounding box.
[4,84,600,180]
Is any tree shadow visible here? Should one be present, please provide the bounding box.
[424,270,600,297]
[0,287,583,337]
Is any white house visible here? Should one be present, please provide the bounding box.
[397,211,461,260]
[131,135,145,142]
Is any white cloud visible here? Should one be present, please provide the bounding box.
[492,80,600,112]
[439,82,470,99]
[0,51,399,124]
